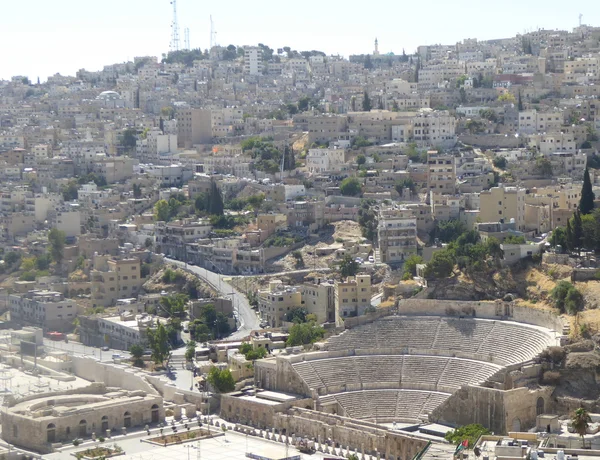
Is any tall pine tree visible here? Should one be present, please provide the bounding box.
[362,91,372,112]
[207,180,224,216]
[573,209,583,252]
[566,219,574,252]
[580,168,595,215]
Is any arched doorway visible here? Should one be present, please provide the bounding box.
[151,405,159,424]
[79,420,87,437]
[47,424,56,443]
[124,412,132,428]
[536,397,545,415]
[512,418,521,432]
[101,416,109,432]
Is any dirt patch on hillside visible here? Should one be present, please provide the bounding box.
[270,221,365,272]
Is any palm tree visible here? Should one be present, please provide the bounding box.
[572,407,591,448]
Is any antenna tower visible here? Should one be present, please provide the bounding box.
[170,0,180,52]
[210,15,217,49]
[579,13,583,27]
[184,28,190,50]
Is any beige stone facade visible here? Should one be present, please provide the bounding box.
[1,384,163,454]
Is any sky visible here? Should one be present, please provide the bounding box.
[1,0,599,81]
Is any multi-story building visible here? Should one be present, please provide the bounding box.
[334,275,372,325]
[9,290,78,332]
[306,148,346,174]
[90,257,143,308]
[301,279,335,324]
[427,151,456,194]
[258,280,302,328]
[377,207,418,265]
[479,185,527,231]
[177,108,212,148]
[411,110,457,148]
[244,47,263,75]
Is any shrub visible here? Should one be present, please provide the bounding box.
[73,439,80,446]
[542,371,561,385]
[98,436,105,443]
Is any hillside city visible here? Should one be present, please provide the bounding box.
[3,22,600,460]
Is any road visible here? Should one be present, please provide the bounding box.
[166,259,259,340]
[43,339,130,362]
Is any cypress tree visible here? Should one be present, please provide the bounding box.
[518,91,523,111]
[362,91,372,112]
[208,180,224,216]
[573,210,583,252]
[566,219,574,252]
[579,168,595,215]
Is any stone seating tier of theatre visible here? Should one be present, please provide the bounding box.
[318,390,452,423]
[323,316,555,365]
[292,355,502,393]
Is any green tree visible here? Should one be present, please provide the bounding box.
[424,250,455,280]
[285,308,308,324]
[551,281,583,315]
[286,322,325,346]
[185,340,197,362]
[61,179,79,201]
[358,199,378,241]
[339,254,359,278]
[207,367,235,393]
[549,227,567,250]
[207,180,224,216]
[129,344,144,367]
[132,183,142,199]
[572,407,591,448]
[147,322,170,365]
[503,235,526,244]
[403,255,424,280]
[340,177,362,196]
[356,154,366,166]
[535,157,553,177]
[573,210,584,252]
[48,228,66,265]
[430,220,466,243]
[395,178,416,196]
[153,199,170,222]
[566,219,574,252]
[518,91,524,111]
[580,168,595,215]
[362,91,372,112]
[492,156,507,169]
[445,424,490,449]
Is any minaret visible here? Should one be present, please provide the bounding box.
[374,38,380,56]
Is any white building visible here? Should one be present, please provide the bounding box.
[244,47,263,75]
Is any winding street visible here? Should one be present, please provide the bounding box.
[165,258,259,340]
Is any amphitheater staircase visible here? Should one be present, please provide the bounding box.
[430,321,444,350]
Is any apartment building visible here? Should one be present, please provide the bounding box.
[177,108,212,148]
[306,148,346,174]
[427,151,456,194]
[518,109,563,134]
[334,275,372,325]
[377,207,418,265]
[90,257,143,308]
[411,110,457,148]
[306,115,349,145]
[9,290,78,332]
[244,47,263,75]
[479,185,527,231]
[258,280,302,328]
[79,312,156,350]
[301,279,335,324]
